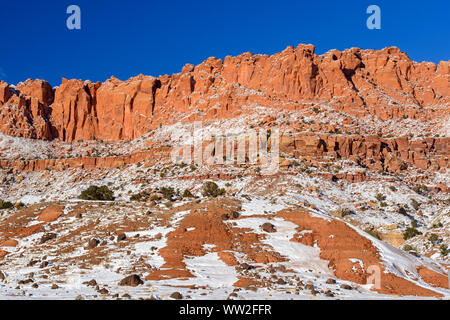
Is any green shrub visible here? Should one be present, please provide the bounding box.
[375,193,386,202]
[130,191,150,202]
[182,189,194,198]
[150,195,160,202]
[440,244,448,257]
[202,181,225,198]
[432,221,443,228]
[160,187,176,200]
[79,185,115,201]
[341,208,351,217]
[403,244,416,252]
[0,200,14,209]
[410,199,420,211]
[365,228,381,240]
[16,202,25,208]
[428,233,440,244]
[403,227,422,240]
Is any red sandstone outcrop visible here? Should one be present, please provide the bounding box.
[1,45,448,142]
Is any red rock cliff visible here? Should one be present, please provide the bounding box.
[1,45,448,142]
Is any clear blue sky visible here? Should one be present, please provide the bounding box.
[0,0,448,86]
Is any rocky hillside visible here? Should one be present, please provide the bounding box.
[0,44,448,300]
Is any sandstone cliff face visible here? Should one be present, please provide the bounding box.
[1,45,449,142]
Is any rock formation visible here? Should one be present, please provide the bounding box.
[1,45,448,142]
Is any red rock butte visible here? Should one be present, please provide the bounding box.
[0,44,448,142]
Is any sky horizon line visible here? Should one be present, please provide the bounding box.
[3,43,449,87]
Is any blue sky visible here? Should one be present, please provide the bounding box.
[0,0,448,86]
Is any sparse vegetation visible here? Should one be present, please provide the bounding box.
[375,193,386,202]
[79,186,115,201]
[365,228,381,240]
[440,244,448,257]
[182,189,194,198]
[403,224,422,240]
[410,199,420,211]
[431,221,443,228]
[202,181,225,198]
[428,233,440,244]
[130,191,150,202]
[402,244,416,253]
[160,187,176,200]
[0,200,14,209]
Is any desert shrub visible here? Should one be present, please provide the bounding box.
[365,228,381,240]
[410,199,420,211]
[160,187,175,200]
[15,202,25,208]
[389,186,397,192]
[202,181,225,198]
[428,233,440,244]
[150,195,160,202]
[403,244,415,252]
[341,208,351,217]
[79,185,115,201]
[375,193,386,202]
[440,244,448,257]
[403,226,422,240]
[432,221,443,228]
[241,194,252,201]
[380,202,388,207]
[182,189,194,198]
[130,191,149,202]
[0,200,14,209]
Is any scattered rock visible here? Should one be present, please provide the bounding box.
[98,288,109,295]
[40,233,57,243]
[51,284,59,290]
[119,274,143,287]
[18,279,34,285]
[239,263,254,271]
[83,279,97,287]
[117,233,127,241]
[326,278,336,284]
[88,238,100,249]
[170,292,183,300]
[340,284,353,290]
[261,222,276,233]
[305,282,315,291]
